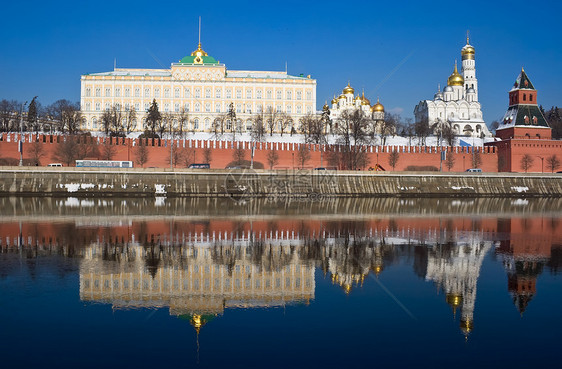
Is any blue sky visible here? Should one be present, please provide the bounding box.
[1,0,561,124]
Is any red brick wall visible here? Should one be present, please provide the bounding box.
[0,132,501,172]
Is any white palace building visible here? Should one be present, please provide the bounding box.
[80,40,317,133]
[414,37,491,138]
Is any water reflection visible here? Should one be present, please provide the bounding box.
[1,197,561,342]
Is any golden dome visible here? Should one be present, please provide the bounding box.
[343,83,354,95]
[372,98,384,112]
[338,94,346,100]
[448,62,464,86]
[361,92,371,106]
[323,103,329,110]
[461,35,475,59]
[354,95,361,101]
[331,96,338,105]
[190,42,208,57]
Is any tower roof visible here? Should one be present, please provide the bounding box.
[511,68,535,90]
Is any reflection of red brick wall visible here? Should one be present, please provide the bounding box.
[0,133,500,172]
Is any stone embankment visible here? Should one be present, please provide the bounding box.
[0,167,560,197]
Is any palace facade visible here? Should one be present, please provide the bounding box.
[80,42,317,133]
[414,37,491,138]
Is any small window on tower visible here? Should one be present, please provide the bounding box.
[530,94,533,102]
[523,94,526,101]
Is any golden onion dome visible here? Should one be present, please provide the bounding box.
[331,97,338,105]
[338,94,346,100]
[343,83,354,95]
[190,42,208,57]
[372,98,384,112]
[354,95,361,101]
[323,103,329,110]
[461,35,475,59]
[448,62,464,86]
[361,92,371,105]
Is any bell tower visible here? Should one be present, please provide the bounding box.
[461,32,478,101]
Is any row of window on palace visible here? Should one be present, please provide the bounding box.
[84,86,313,100]
[83,101,314,115]
[84,276,312,290]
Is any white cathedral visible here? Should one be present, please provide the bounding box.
[414,37,491,138]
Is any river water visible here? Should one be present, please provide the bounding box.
[1,197,561,368]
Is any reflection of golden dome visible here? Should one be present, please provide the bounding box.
[343,83,354,95]
[372,98,384,112]
[448,62,464,86]
[190,43,208,57]
[446,293,462,308]
[344,284,352,294]
[191,314,204,334]
[460,319,473,335]
[374,265,383,275]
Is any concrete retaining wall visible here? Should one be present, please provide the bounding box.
[1,167,561,197]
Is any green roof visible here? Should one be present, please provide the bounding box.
[178,55,218,64]
[513,69,535,90]
[514,105,549,127]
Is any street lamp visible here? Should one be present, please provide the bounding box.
[537,156,544,173]
[19,101,28,166]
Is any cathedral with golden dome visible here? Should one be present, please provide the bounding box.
[414,36,491,138]
[329,83,385,133]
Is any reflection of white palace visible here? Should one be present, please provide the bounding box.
[80,241,315,329]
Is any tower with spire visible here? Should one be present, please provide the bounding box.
[496,68,551,140]
[414,34,491,138]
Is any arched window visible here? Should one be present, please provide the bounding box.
[193,118,199,130]
[529,94,533,102]
[523,94,526,101]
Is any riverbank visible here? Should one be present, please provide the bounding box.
[0,167,560,197]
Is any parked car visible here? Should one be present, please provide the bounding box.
[47,163,63,167]
[466,168,482,173]
[188,163,210,169]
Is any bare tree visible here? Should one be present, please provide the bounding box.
[267,149,279,169]
[203,147,212,165]
[445,152,456,171]
[277,112,291,136]
[299,114,327,145]
[297,144,311,168]
[388,150,400,171]
[520,154,534,173]
[125,108,137,135]
[265,106,279,136]
[546,155,561,173]
[380,113,398,146]
[0,99,20,132]
[233,146,246,165]
[29,139,45,165]
[471,149,482,169]
[102,141,118,160]
[414,117,431,146]
[135,143,149,168]
[182,147,196,167]
[53,135,99,166]
[250,112,266,143]
[47,100,82,134]
[332,109,373,170]
[176,108,190,138]
[101,105,124,136]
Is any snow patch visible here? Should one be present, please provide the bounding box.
[451,186,475,190]
[399,186,416,191]
[511,186,529,193]
[155,184,167,194]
